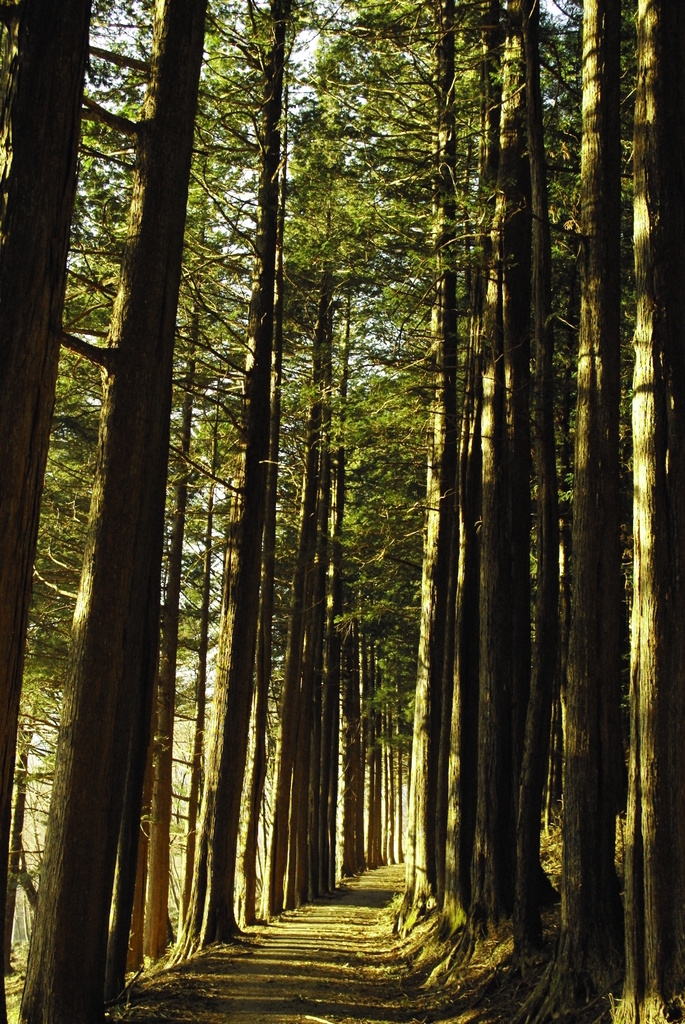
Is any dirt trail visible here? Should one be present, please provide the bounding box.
[113,864,420,1024]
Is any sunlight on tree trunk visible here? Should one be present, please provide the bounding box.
[179,0,292,950]
[617,3,685,1021]
[0,3,90,1014]
[20,2,206,1019]
[520,1,624,1018]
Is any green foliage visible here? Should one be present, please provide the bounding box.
[15,0,642,928]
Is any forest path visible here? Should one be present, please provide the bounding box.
[113,864,424,1024]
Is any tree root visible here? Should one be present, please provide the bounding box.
[104,967,144,1008]
[395,890,432,937]
[612,991,685,1024]
[514,940,622,1024]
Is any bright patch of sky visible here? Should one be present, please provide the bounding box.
[542,0,580,25]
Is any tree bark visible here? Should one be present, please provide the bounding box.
[262,272,327,918]
[441,9,494,937]
[124,710,154,974]
[318,316,348,893]
[20,3,206,1020]
[397,733,404,865]
[556,0,624,989]
[372,671,383,867]
[144,356,194,961]
[241,133,286,925]
[353,621,366,872]
[0,4,90,1014]
[545,269,577,829]
[441,303,482,938]
[305,301,333,902]
[341,619,363,877]
[400,0,460,911]
[104,659,157,1000]
[433,0,460,911]
[471,0,530,930]
[4,739,28,975]
[178,0,291,952]
[618,3,685,1021]
[522,1,624,1017]
[386,711,396,865]
[288,277,332,907]
[181,416,218,922]
[513,0,559,957]
[365,637,377,870]
[501,0,532,828]
[288,473,324,907]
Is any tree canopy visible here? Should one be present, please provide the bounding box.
[1,1,684,1023]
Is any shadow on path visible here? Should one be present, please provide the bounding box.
[113,864,417,1024]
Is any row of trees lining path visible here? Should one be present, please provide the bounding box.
[1,1,685,1024]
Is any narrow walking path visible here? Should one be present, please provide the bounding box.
[112,865,419,1024]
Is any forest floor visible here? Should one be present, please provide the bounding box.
[99,857,575,1024]
[113,866,418,1024]
[5,827,616,1023]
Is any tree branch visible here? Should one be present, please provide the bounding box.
[168,444,239,491]
[33,569,78,601]
[89,44,150,75]
[67,266,117,299]
[82,95,138,137]
[80,144,135,171]
[60,331,117,373]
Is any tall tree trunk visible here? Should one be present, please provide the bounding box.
[618,3,685,1021]
[181,416,218,921]
[306,309,333,902]
[433,0,460,912]
[263,270,328,918]
[4,739,28,975]
[178,0,291,952]
[145,356,195,960]
[502,0,532,822]
[400,0,460,915]
[341,619,362,877]
[523,1,624,1017]
[20,3,206,1021]
[513,0,559,957]
[473,64,509,916]
[373,673,383,867]
[441,303,483,937]
[125,712,155,974]
[269,439,317,912]
[318,315,348,893]
[365,637,377,870]
[549,427,573,820]
[104,660,157,1000]
[295,507,329,905]
[291,278,332,907]
[288,523,320,908]
[382,714,389,866]
[386,711,396,865]
[471,0,530,931]
[241,130,286,925]
[0,4,90,1015]
[395,737,401,864]
[353,621,366,872]
[307,632,323,899]
[319,561,341,892]
[502,2,533,820]
[439,0,497,942]
[341,628,356,878]
[546,271,577,829]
